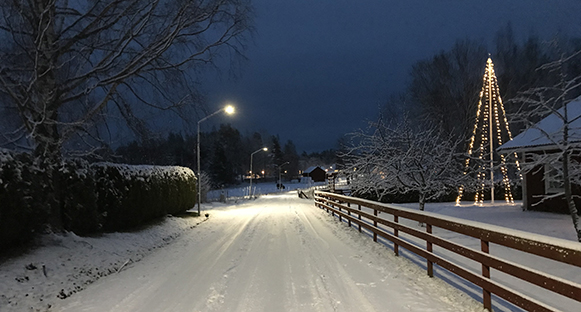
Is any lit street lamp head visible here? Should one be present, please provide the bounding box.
[197,102,236,215]
[224,105,235,115]
[249,146,268,199]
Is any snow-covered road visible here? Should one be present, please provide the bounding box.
[52,193,482,312]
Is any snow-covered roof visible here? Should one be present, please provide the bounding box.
[498,96,581,152]
[303,166,322,173]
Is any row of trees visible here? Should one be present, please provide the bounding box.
[345,25,581,241]
[116,125,339,188]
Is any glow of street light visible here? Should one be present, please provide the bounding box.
[248,146,268,199]
[224,105,235,115]
[197,103,236,214]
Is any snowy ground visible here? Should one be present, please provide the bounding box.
[49,194,483,312]
[0,192,578,312]
[0,212,209,311]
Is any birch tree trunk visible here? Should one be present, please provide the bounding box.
[562,153,581,241]
[562,104,581,241]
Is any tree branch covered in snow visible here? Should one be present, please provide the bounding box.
[508,50,581,242]
[342,117,466,211]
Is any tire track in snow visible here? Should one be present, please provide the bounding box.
[291,200,380,312]
[198,206,266,312]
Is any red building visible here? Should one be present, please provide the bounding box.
[498,98,581,213]
[302,166,326,182]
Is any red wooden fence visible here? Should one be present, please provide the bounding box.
[314,191,581,312]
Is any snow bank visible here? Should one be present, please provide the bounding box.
[0,215,206,312]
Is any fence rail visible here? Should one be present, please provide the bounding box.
[314,191,581,312]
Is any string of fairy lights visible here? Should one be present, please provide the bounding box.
[456,57,521,205]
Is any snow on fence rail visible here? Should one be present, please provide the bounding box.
[314,191,581,312]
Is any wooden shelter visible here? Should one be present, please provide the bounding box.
[303,166,326,182]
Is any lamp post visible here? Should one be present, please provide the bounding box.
[277,161,290,191]
[197,105,235,215]
[249,147,268,199]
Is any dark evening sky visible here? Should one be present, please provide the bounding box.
[200,0,581,153]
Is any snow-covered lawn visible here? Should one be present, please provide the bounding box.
[398,201,578,241]
[0,193,578,312]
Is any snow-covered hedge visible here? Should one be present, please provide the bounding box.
[0,149,52,248]
[91,163,196,231]
[0,149,197,249]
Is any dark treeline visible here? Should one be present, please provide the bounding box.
[382,24,581,150]
[116,124,340,188]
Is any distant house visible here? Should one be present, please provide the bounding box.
[497,97,581,213]
[303,166,326,182]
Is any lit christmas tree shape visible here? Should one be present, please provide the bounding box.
[456,57,521,205]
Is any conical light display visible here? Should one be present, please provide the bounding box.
[457,57,521,205]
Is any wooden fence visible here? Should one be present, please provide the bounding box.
[314,191,581,312]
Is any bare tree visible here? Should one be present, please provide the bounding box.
[342,126,398,202]
[0,0,253,160]
[508,51,581,242]
[344,118,465,211]
[408,39,487,143]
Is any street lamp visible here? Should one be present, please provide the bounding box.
[197,104,235,215]
[249,147,268,199]
[277,161,290,191]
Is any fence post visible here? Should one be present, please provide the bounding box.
[347,202,351,227]
[427,224,433,277]
[394,215,399,256]
[330,199,334,216]
[373,209,378,242]
[358,204,362,232]
[338,201,342,222]
[481,240,492,310]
